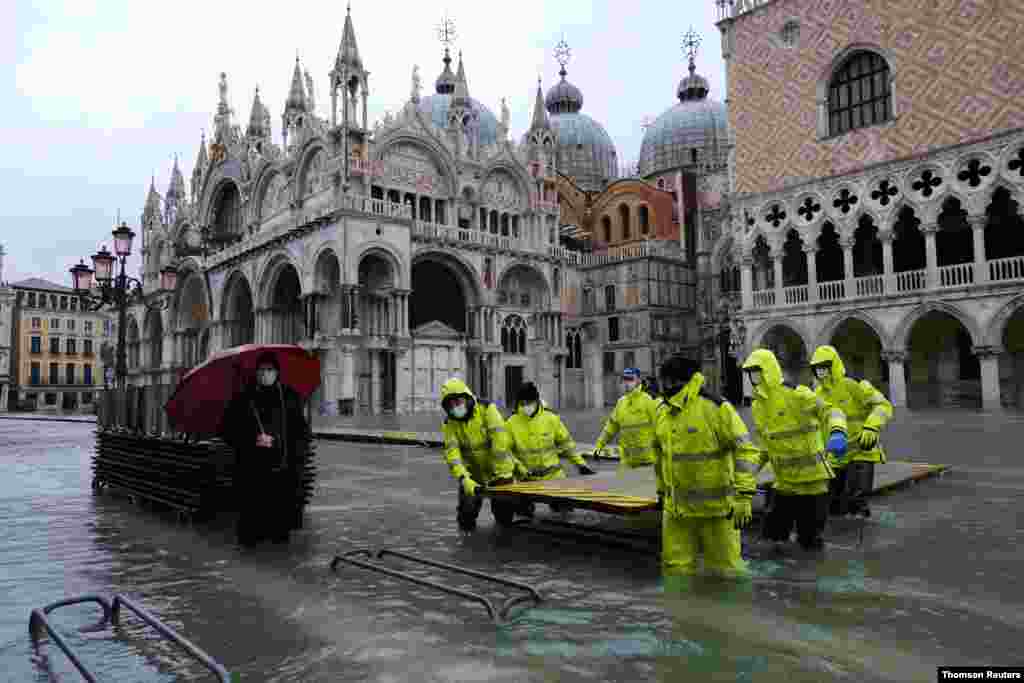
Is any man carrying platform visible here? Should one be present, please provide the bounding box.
[742,349,847,551]
[809,345,893,518]
[439,378,521,532]
[593,368,662,479]
[653,355,761,578]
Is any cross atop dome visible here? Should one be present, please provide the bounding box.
[554,36,571,78]
[682,27,701,71]
[437,15,456,48]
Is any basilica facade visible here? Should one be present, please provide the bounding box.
[124,8,738,415]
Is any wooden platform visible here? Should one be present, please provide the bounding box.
[485,460,950,516]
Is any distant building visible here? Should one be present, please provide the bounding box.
[9,278,115,413]
[0,245,14,411]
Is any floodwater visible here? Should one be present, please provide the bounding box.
[2,419,1023,681]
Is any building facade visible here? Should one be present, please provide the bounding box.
[9,278,115,412]
[713,0,1024,410]
[0,245,14,411]
[128,10,723,414]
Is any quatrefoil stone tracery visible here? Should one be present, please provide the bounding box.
[833,188,859,214]
[870,179,899,206]
[797,197,822,222]
[1009,148,1024,177]
[957,158,992,188]
[911,169,942,197]
[765,204,787,227]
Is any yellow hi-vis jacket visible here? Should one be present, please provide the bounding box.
[811,345,893,466]
[653,373,761,518]
[742,349,846,496]
[507,405,584,480]
[594,385,660,468]
[440,379,518,485]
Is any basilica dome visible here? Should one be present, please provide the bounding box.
[638,58,728,178]
[415,49,500,147]
[543,65,618,191]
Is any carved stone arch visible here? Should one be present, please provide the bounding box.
[844,204,881,241]
[747,316,814,358]
[256,250,304,309]
[198,158,245,223]
[892,300,982,352]
[355,242,406,290]
[980,181,1024,215]
[743,226,775,257]
[997,136,1024,185]
[410,248,483,307]
[201,176,244,228]
[496,260,551,302]
[817,310,892,350]
[375,133,458,197]
[251,163,285,222]
[886,195,921,226]
[171,264,212,330]
[984,292,1024,348]
[481,160,533,205]
[220,267,253,319]
[296,139,330,198]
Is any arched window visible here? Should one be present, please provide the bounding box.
[639,205,650,235]
[828,51,891,137]
[212,184,242,242]
[565,329,583,369]
[619,204,631,240]
[601,216,612,242]
[501,315,528,354]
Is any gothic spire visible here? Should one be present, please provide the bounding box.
[247,87,270,138]
[335,3,362,70]
[285,55,308,114]
[530,77,549,130]
[167,154,185,200]
[453,50,469,101]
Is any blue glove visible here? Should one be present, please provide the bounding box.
[827,431,847,458]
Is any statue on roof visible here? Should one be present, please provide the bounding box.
[500,97,510,135]
[411,65,422,102]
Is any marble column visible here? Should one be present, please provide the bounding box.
[740,256,753,310]
[881,230,895,295]
[395,348,411,414]
[339,344,356,403]
[842,237,855,297]
[772,253,784,304]
[882,351,907,408]
[370,350,381,414]
[805,245,819,303]
[586,336,604,409]
[970,216,987,285]
[923,224,938,290]
[974,346,1003,412]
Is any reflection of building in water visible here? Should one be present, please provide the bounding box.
[125,10,731,414]
[714,0,1024,410]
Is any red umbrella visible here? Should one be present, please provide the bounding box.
[164,344,321,436]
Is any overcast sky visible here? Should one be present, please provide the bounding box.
[3,0,725,286]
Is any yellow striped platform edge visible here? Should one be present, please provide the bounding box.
[871,463,950,495]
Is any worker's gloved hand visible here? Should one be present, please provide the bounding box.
[591,447,604,459]
[576,463,597,476]
[460,476,480,496]
[857,427,879,450]
[827,430,847,458]
[513,460,528,479]
[732,497,753,529]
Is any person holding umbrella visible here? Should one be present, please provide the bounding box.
[220,351,311,546]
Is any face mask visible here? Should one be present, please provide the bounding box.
[520,402,538,417]
[450,404,467,419]
[814,367,830,380]
[258,368,278,386]
[623,381,638,393]
[747,370,763,385]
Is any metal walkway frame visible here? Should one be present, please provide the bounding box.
[329,548,542,622]
[28,593,231,682]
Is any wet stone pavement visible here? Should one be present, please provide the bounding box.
[2,412,1024,681]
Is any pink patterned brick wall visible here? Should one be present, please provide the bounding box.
[729,0,1024,195]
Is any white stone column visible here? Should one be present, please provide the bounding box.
[586,334,604,409]
[881,230,895,295]
[370,350,381,414]
[883,351,907,408]
[842,237,855,297]
[970,216,987,284]
[740,256,753,310]
[772,253,784,303]
[974,346,1002,412]
[395,348,412,414]
[805,244,818,303]
[0,384,9,412]
[339,344,356,403]
[923,224,938,290]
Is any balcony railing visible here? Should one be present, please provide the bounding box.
[557,242,685,267]
[411,220,521,251]
[743,254,1024,312]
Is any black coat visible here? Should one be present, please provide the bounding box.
[221,381,310,473]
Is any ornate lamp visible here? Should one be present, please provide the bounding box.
[70,260,94,292]
[112,221,136,257]
[159,264,179,293]
[92,246,115,282]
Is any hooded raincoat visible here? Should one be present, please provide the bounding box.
[594,385,661,469]
[742,349,846,496]
[507,403,584,481]
[652,372,761,576]
[810,345,893,465]
[439,379,517,485]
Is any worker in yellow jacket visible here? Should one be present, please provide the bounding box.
[593,367,662,480]
[506,382,596,515]
[653,354,761,578]
[439,378,521,531]
[809,345,894,518]
[741,349,847,551]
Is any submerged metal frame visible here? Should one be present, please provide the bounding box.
[329,548,542,622]
[28,593,231,682]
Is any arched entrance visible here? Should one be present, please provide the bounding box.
[1002,305,1024,410]
[905,310,979,409]
[759,324,808,385]
[358,252,398,414]
[176,272,209,370]
[223,274,255,348]
[268,264,303,344]
[827,317,886,392]
[409,254,478,412]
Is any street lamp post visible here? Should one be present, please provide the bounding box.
[70,221,178,391]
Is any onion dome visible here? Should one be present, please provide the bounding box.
[543,61,617,191]
[419,50,499,145]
